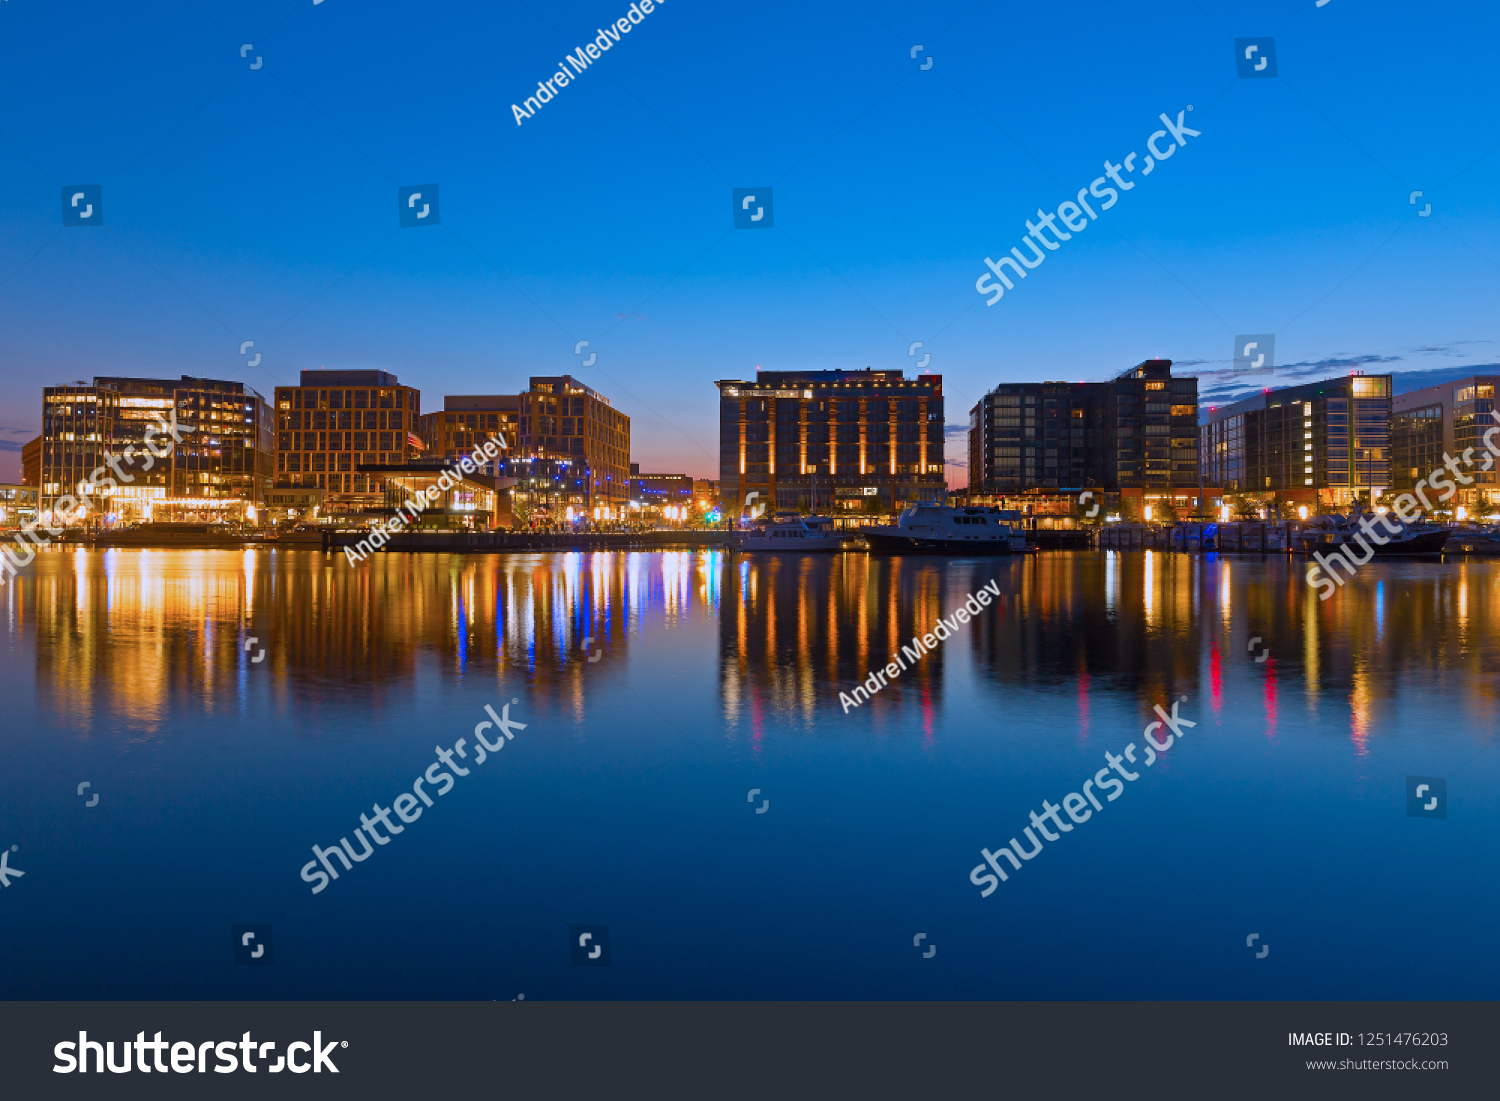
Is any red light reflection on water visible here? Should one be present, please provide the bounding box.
[1263,658,1278,740]
[1077,670,1090,740]
[1209,639,1222,718]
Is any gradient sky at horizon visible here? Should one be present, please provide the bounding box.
[1,0,1497,484]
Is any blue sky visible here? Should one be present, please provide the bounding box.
[1,0,1497,482]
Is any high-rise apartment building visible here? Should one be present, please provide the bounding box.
[714,368,944,515]
[273,369,421,513]
[1391,374,1500,509]
[41,375,272,526]
[417,395,518,476]
[967,360,1199,507]
[516,376,629,505]
[1200,373,1391,506]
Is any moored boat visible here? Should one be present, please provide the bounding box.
[1290,507,1448,556]
[863,505,1028,555]
[94,522,256,548]
[1443,526,1500,555]
[737,511,846,552]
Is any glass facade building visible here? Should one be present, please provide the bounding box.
[1200,374,1392,506]
[41,375,272,526]
[1391,375,1500,509]
[968,359,1199,502]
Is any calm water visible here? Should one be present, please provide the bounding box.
[0,546,1496,1000]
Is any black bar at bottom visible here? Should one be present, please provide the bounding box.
[1,1001,1489,1099]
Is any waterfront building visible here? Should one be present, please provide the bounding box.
[515,376,630,506]
[714,368,945,517]
[630,464,693,510]
[1200,373,1392,508]
[967,359,1200,517]
[359,460,510,530]
[41,375,272,527]
[263,486,325,524]
[0,484,39,529]
[1391,375,1500,511]
[417,395,518,476]
[273,369,422,516]
[496,454,595,526]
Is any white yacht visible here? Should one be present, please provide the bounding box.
[864,505,1029,555]
[737,511,846,553]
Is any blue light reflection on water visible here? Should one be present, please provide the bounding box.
[0,548,1495,1000]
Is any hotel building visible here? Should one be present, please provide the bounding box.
[273,369,422,515]
[1200,373,1392,507]
[967,359,1200,514]
[515,376,630,507]
[714,368,945,516]
[40,375,272,526]
[1391,374,1500,510]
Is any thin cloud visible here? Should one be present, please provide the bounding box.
[1276,353,1404,372]
[0,427,34,453]
[1197,360,1500,407]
